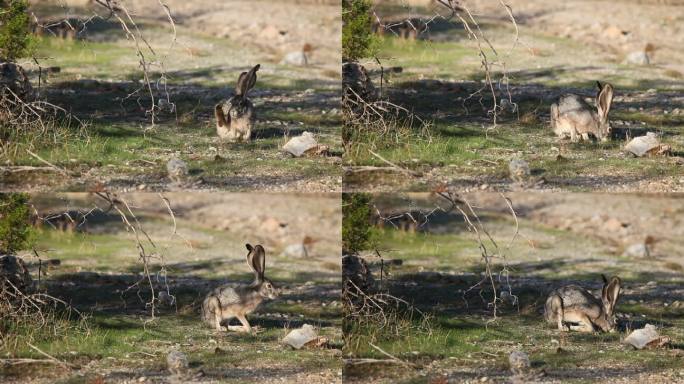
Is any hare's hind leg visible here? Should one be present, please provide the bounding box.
[208,299,227,332]
[546,294,567,331]
[235,313,252,333]
[568,313,596,332]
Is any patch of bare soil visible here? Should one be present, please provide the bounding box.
[471,0,684,73]
[91,0,341,72]
[120,192,342,259]
[466,192,684,268]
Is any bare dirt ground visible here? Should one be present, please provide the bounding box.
[345,192,684,383]
[3,193,342,384]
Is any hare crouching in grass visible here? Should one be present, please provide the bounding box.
[544,275,621,333]
[215,64,260,142]
[201,244,278,333]
[550,82,614,142]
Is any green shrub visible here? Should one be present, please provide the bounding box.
[0,193,34,253]
[342,0,378,61]
[342,193,376,254]
[0,0,34,61]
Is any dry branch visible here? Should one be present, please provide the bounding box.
[370,0,520,128]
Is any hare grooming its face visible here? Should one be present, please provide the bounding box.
[215,64,260,142]
[544,275,622,333]
[550,82,614,142]
[201,243,279,333]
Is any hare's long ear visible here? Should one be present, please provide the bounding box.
[596,83,614,122]
[245,243,258,278]
[250,245,266,282]
[602,275,621,315]
[235,71,249,95]
[244,64,260,95]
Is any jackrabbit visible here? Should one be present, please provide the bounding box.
[544,275,621,333]
[550,82,614,142]
[201,244,278,333]
[215,64,260,142]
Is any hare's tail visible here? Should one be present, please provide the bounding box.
[215,104,228,128]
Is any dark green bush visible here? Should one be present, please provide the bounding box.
[342,0,378,61]
[0,0,34,61]
[0,193,34,254]
[342,193,376,254]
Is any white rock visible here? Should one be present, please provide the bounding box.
[280,51,308,66]
[282,132,319,157]
[623,242,650,258]
[624,132,664,157]
[282,324,318,349]
[623,324,670,349]
[624,51,650,65]
[282,243,308,258]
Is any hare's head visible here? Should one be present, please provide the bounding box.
[235,64,260,97]
[595,82,614,141]
[599,275,622,332]
[246,243,279,300]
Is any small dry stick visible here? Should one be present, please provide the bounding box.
[369,150,422,177]
[26,149,69,176]
[27,343,77,370]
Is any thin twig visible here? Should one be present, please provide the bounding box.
[27,343,76,370]
[369,150,422,177]
[25,149,68,176]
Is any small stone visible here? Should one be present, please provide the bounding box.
[623,242,650,258]
[282,243,308,258]
[158,291,175,307]
[166,158,188,183]
[509,350,530,375]
[624,51,650,65]
[508,158,530,183]
[166,350,189,375]
[280,50,309,66]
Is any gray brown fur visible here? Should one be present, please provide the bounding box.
[550,82,614,142]
[544,275,621,332]
[201,244,278,333]
[215,64,260,142]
